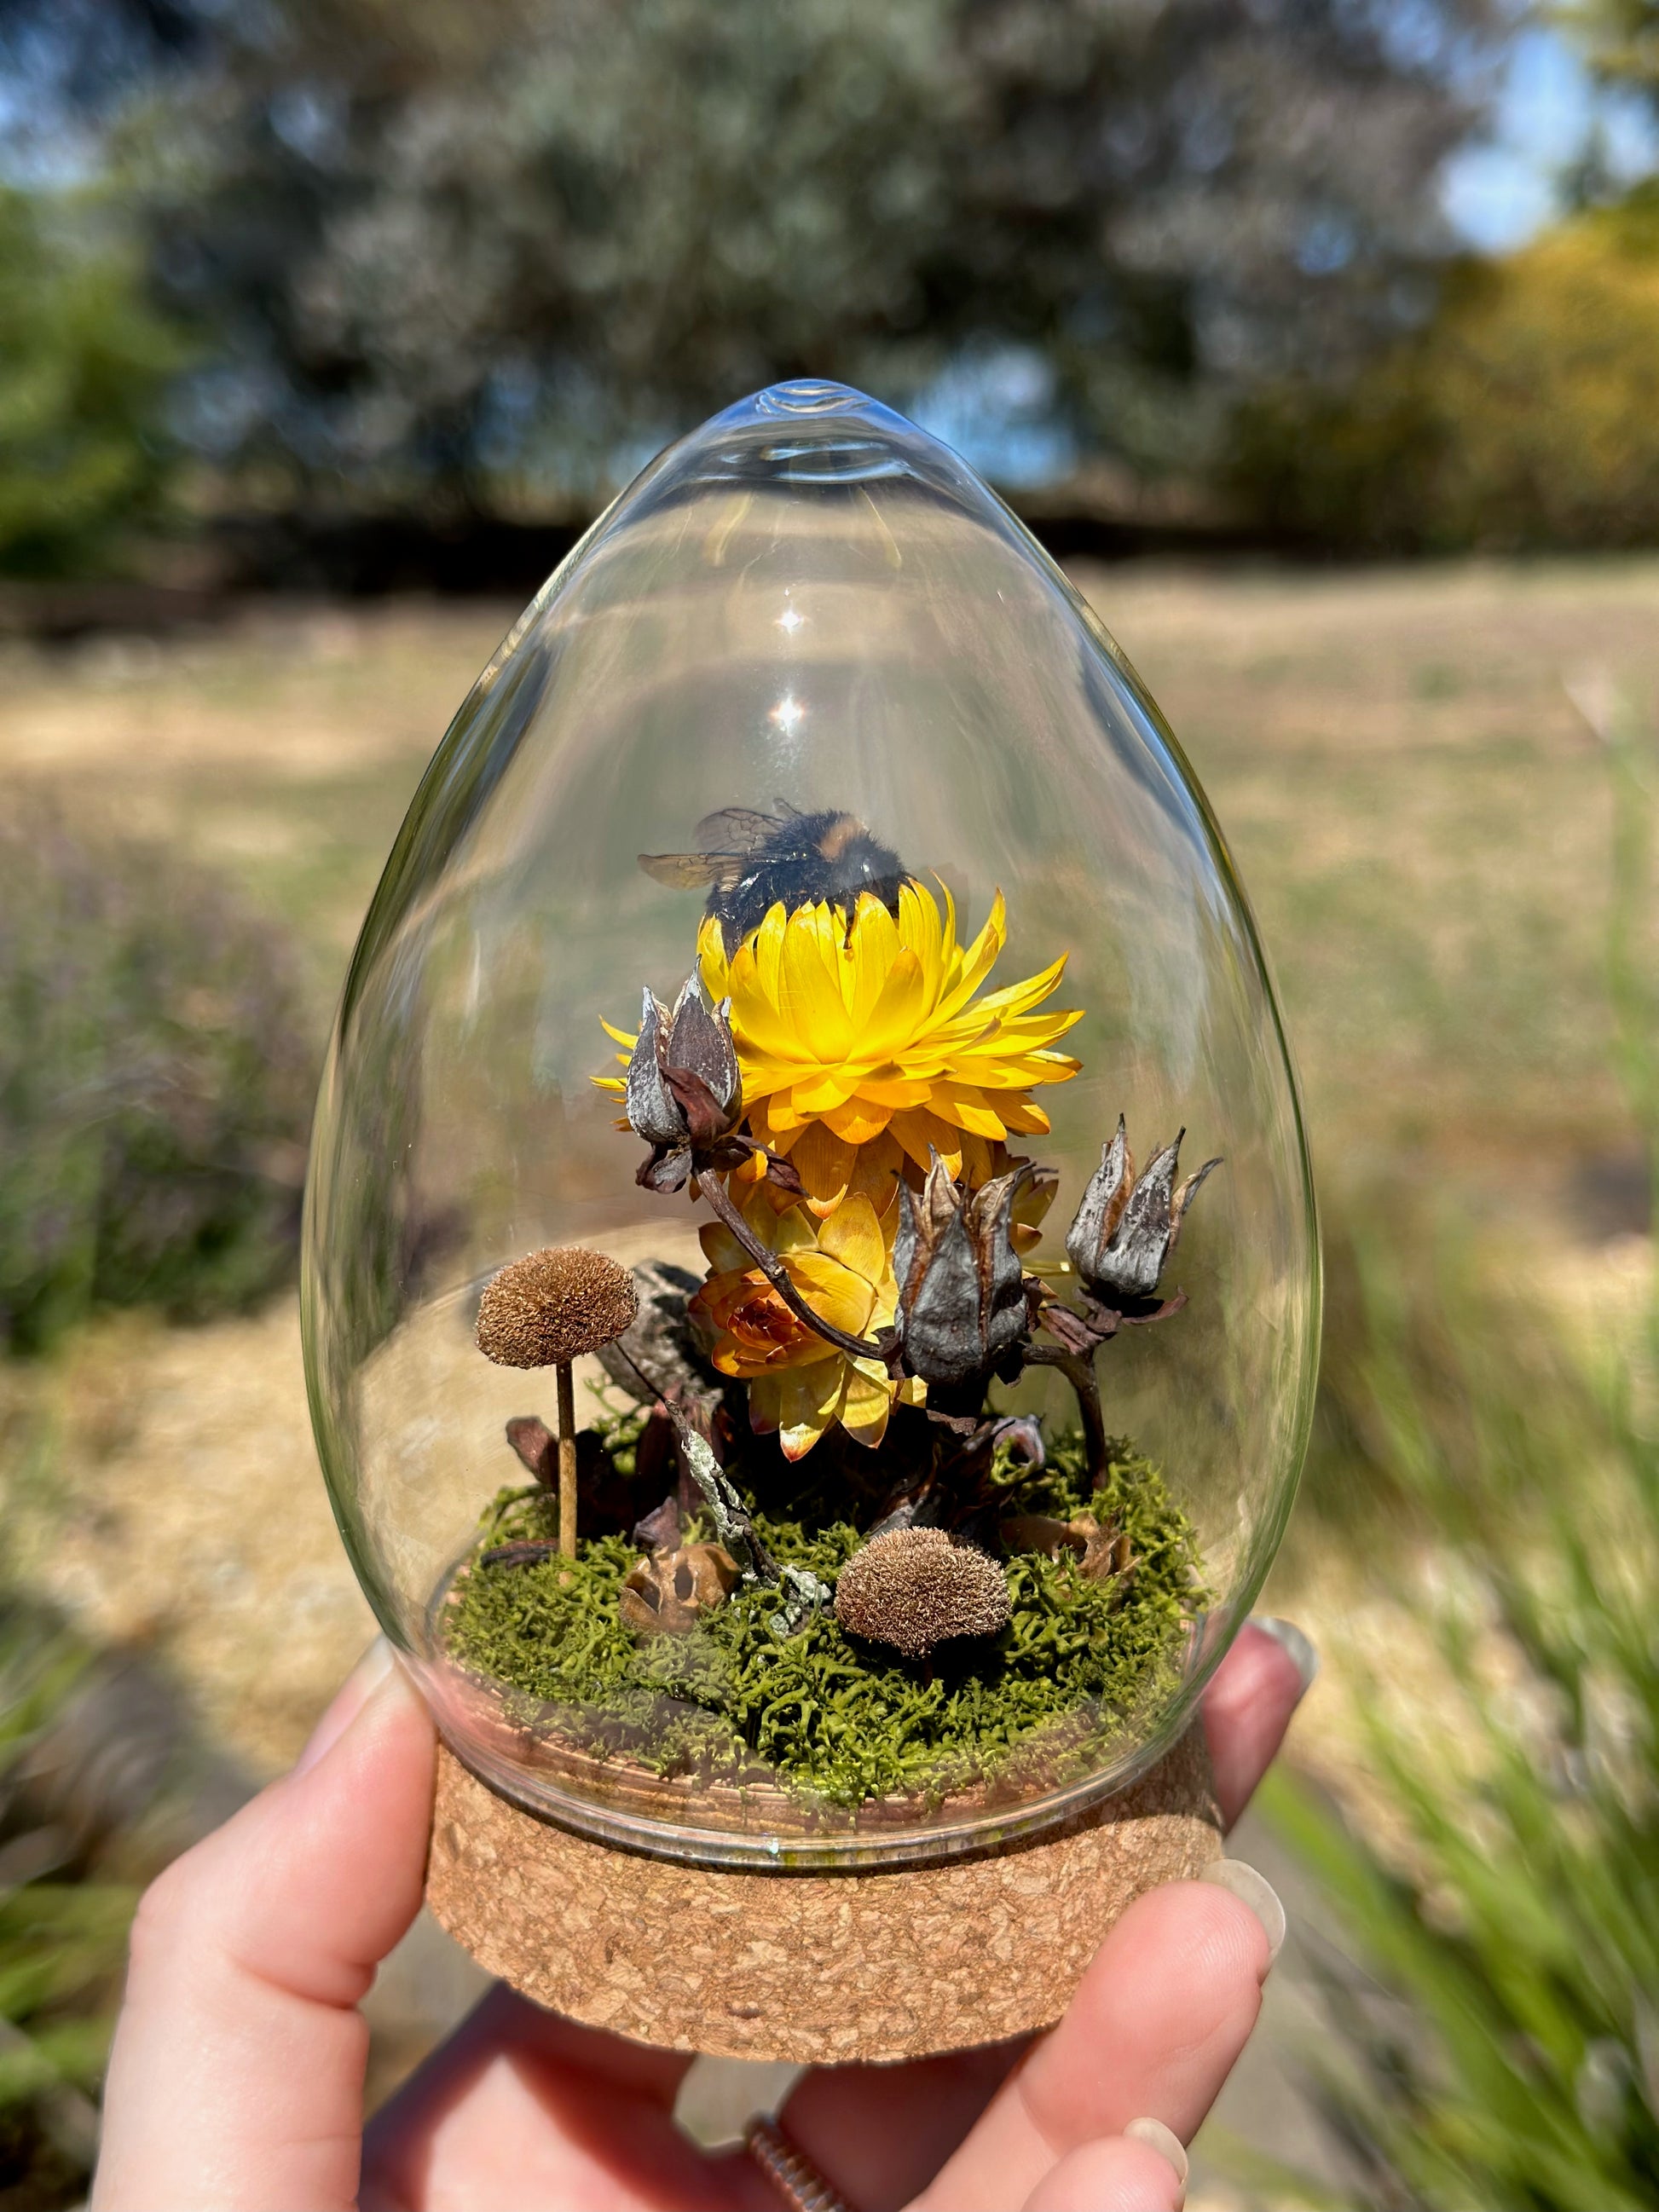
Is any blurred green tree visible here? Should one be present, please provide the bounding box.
[1228,191,1659,550]
[0,186,186,575]
[1582,0,1659,103]
[119,0,1497,509]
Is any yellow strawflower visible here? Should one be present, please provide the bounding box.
[695,881,1081,1204]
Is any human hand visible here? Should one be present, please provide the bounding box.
[93,1620,1314,2212]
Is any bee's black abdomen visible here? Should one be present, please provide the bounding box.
[706,811,909,950]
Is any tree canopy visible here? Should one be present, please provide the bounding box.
[114,0,1497,510]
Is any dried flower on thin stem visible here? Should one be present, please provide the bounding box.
[475,1246,639,1559]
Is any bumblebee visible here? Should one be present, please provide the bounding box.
[639,802,908,950]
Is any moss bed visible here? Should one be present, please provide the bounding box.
[443,1417,1205,1813]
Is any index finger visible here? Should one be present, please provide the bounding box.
[93,1644,436,2212]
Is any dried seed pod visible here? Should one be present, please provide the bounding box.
[1065,1119,1220,1310]
[1000,1513,1086,1561]
[620,1542,739,1636]
[475,1246,639,1368]
[1002,1510,1135,1590]
[833,1526,1010,1659]
[889,1152,1036,1392]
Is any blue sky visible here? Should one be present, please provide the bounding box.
[1442,24,1659,249]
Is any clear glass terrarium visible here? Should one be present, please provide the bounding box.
[301,380,1319,1873]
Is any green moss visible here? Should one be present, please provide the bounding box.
[444,1431,1205,1813]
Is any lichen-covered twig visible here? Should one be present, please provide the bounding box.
[664,1404,832,1636]
[615,1343,832,1635]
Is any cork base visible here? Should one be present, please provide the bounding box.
[425,1728,1221,2063]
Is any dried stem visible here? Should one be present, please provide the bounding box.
[1025,1343,1108,1484]
[699,1173,885,1362]
[555,1360,577,1559]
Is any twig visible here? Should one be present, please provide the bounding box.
[1025,1343,1108,1483]
[699,1174,885,1362]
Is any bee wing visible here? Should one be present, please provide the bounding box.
[692,806,786,852]
[638,849,754,891]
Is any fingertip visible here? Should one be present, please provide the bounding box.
[1203,1619,1310,1827]
[1106,1874,1273,1998]
[295,1636,397,1773]
[135,1654,439,2011]
[1022,2135,1186,2212]
[1198,1858,1286,1969]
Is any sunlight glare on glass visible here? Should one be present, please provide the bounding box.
[769,693,805,732]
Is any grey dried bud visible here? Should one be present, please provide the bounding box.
[625,980,744,1193]
[889,1153,1034,1391]
[1065,1118,1219,1309]
[833,1525,1011,1658]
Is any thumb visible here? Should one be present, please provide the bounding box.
[94,1640,436,2212]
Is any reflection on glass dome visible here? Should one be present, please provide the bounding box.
[301,379,1319,1871]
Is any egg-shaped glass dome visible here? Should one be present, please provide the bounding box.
[301,380,1318,1869]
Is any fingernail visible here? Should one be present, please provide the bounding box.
[1200,1857,1286,1967]
[1251,1614,1319,1695]
[295,1637,396,1774]
[1124,2117,1188,2208]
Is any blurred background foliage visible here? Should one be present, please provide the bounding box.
[1232,190,1659,551]
[4,0,1659,563]
[1,0,1639,568]
[0,804,313,1354]
[1234,699,1659,2211]
[0,186,184,577]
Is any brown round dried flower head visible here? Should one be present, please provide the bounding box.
[475,1247,639,1369]
[833,1526,1011,1660]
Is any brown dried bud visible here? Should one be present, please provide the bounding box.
[626,981,745,1193]
[833,1526,1011,1659]
[475,1247,639,1368]
[620,1542,739,1635]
